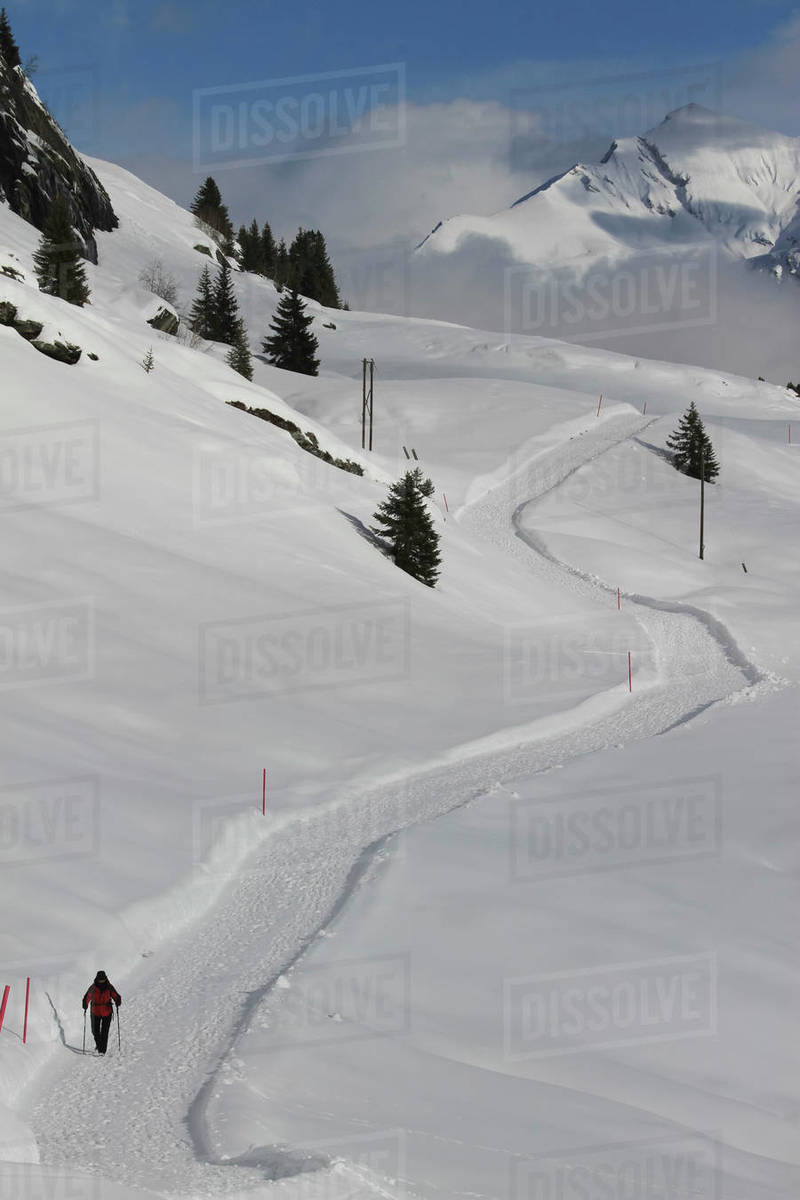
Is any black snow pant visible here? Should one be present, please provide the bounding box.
[91,1012,112,1054]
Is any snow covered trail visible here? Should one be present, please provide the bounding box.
[25,411,772,1200]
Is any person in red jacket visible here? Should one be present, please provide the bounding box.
[82,970,121,1055]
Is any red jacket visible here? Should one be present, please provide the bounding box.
[83,982,121,1017]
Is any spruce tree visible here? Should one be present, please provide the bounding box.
[273,239,289,291]
[261,221,277,279]
[32,194,90,305]
[210,258,241,346]
[309,229,340,308]
[248,218,263,272]
[237,219,264,274]
[189,265,214,338]
[287,228,340,307]
[191,177,222,212]
[190,176,234,246]
[236,223,250,268]
[262,289,319,375]
[666,402,720,482]
[410,466,435,497]
[371,470,441,588]
[226,320,253,380]
[0,7,21,68]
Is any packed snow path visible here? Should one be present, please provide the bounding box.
[26,411,772,1199]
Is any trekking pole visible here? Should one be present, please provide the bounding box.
[116,1006,121,1052]
[82,1009,86,1055]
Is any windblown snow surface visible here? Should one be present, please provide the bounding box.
[0,149,799,1200]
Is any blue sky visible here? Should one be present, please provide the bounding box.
[6,1,800,251]
[10,0,798,106]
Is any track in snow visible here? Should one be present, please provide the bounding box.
[25,410,775,1200]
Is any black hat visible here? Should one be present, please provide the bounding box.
[94,971,108,983]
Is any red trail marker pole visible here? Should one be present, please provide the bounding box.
[789,424,792,445]
[443,494,449,513]
[596,394,603,417]
[642,401,647,415]
[23,977,29,1044]
[617,587,621,611]
[628,652,632,692]
[0,986,9,1034]
[262,769,266,816]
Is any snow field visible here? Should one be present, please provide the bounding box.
[1,146,798,1200]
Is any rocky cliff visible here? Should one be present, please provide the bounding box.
[0,54,117,262]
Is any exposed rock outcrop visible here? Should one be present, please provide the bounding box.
[0,55,117,262]
[30,338,82,364]
[147,305,180,335]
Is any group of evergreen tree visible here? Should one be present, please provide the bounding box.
[666,402,719,482]
[193,176,341,307]
[189,264,321,379]
[236,218,277,278]
[284,229,340,307]
[237,220,339,306]
[189,259,252,379]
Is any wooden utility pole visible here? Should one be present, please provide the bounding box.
[361,358,374,450]
[699,448,705,560]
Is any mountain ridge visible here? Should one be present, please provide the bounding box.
[417,104,800,276]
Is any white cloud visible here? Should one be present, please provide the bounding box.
[103,12,800,377]
[119,96,594,259]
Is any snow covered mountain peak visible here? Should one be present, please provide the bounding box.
[418,105,800,271]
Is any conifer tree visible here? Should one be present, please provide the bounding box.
[262,289,319,375]
[273,239,289,290]
[0,7,21,68]
[191,177,222,213]
[32,194,90,305]
[309,229,340,308]
[237,219,263,274]
[261,221,277,279]
[666,402,720,482]
[371,470,441,588]
[249,218,263,271]
[410,466,435,497]
[210,258,241,345]
[226,320,253,380]
[287,228,340,307]
[189,265,214,338]
[190,176,233,246]
[236,218,279,279]
[236,223,250,267]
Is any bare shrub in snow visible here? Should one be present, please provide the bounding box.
[139,259,179,307]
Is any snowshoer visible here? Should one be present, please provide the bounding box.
[82,971,121,1055]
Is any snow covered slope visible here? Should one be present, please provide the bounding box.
[1,140,799,1200]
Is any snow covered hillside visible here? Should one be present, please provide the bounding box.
[1,138,799,1200]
